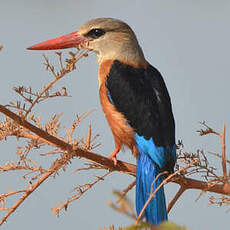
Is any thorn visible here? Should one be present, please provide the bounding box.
[86,123,91,149]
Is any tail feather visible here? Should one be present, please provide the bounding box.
[136,152,167,225]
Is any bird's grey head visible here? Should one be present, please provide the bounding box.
[28,18,146,66]
[78,18,145,62]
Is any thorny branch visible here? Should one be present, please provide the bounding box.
[116,180,136,204]
[1,101,230,227]
[0,52,229,227]
[164,122,230,214]
[52,171,112,216]
[6,50,88,118]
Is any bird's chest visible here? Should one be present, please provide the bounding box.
[98,60,127,125]
[99,80,130,140]
[98,60,138,156]
[99,83,137,156]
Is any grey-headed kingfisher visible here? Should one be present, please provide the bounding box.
[28,18,176,225]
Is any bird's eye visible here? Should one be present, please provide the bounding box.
[86,28,106,39]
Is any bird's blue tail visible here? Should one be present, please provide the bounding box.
[136,151,167,225]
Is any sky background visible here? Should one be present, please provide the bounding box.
[0,1,230,229]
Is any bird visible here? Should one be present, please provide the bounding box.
[27,18,176,225]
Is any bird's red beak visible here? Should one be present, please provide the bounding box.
[27,31,88,50]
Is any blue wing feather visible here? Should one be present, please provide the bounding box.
[136,151,167,224]
[135,134,176,169]
[135,134,176,224]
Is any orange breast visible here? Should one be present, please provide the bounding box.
[98,60,138,157]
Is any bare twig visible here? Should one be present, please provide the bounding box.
[0,144,79,225]
[197,121,220,136]
[167,186,186,213]
[52,171,111,215]
[86,123,92,149]
[208,152,230,164]
[221,124,228,183]
[0,170,53,225]
[0,190,26,201]
[23,50,88,118]
[116,180,136,204]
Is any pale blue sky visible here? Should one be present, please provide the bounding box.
[0,1,230,229]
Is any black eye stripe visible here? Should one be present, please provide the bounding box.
[86,28,106,39]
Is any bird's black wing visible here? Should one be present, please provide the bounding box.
[106,60,176,170]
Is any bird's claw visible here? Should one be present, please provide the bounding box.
[109,147,120,166]
[109,154,118,165]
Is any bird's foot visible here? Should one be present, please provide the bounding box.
[109,147,120,166]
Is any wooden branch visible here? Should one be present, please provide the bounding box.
[0,170,53,225]
[23,51,87,118]
[52,171,111,215]
[167,186,185,213]
[1,104,230,225]
[116,180,136,204]
[0,105,135,175]
[0,140,77,226]
[1,104,230,195]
